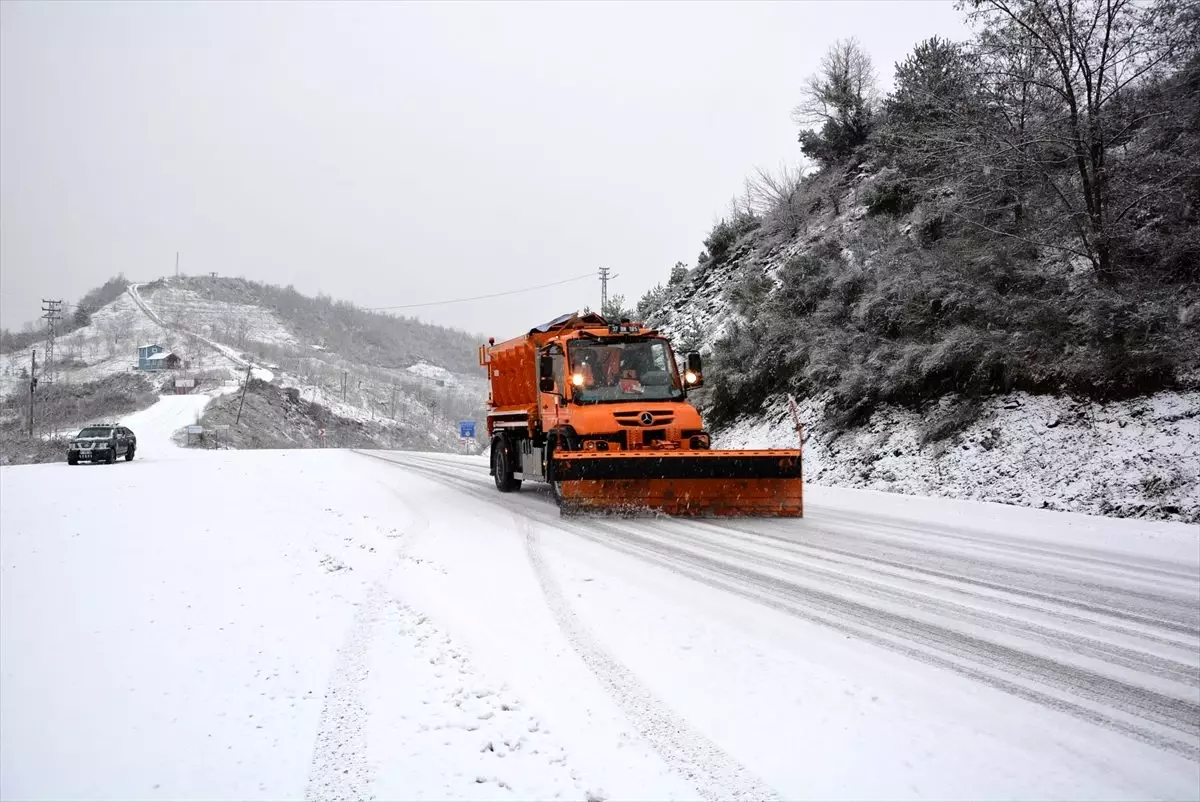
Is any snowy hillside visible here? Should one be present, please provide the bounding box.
[1,275,489,460]
[630,2,1198,524]
[137,284,298,349]
[0,291,172,398]
[139,275,486,375]
[134,277,488,447]
[720,390,1199,523]
[186,378,474,454]
[639,175,1199,524]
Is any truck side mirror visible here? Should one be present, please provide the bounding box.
[684,352,703,387]
[539,355,556,393]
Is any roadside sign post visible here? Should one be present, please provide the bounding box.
[787,394,804,451]
[459,420,476,446]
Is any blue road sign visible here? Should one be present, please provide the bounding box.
[459,420,476,438]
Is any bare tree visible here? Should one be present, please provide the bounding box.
[963,0,1189,281]
[793,37,880,127]
[793,38,880,166]
[100,319,121,358]
[65,332,86,361]
[216,311,237,344]
[190,334,208,369]
[744,162,810,235]
[231,315,251,349]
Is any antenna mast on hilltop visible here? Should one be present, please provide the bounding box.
[40,299,63,385]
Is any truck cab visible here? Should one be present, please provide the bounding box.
[534,325,709,453]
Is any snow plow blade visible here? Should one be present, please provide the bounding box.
[552,449,803,517]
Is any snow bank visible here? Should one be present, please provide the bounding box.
[717,390,1200,523]
[406,360,458,386]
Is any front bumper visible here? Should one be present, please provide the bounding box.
[69,448,114,461]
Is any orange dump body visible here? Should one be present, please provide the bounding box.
[481,312,802,517]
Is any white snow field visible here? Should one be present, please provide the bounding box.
[2,442,1197,800]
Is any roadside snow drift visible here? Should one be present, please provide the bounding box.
[2,446,1197,801]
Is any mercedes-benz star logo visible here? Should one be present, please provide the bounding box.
[639,412,654,426]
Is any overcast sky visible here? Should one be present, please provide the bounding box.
[1,0,969,339]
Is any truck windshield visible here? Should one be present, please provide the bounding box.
[568,338,684,402]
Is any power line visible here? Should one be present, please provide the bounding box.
[364,272,593,311]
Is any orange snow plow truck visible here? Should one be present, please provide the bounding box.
[480,312,802,516]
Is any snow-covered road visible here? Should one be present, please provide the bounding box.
[119,391,231,459]
[2,447,1197,801]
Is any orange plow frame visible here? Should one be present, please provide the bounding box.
[551,449,803,517]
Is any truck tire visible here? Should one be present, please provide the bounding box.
[125,446,135,462]
[67,453,78,466]
[104,448,116,465]
[546,430,578,503]
[492,437,521,493]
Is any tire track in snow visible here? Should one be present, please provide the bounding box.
[692,519,1200,693]
[669,520,1199,685]
[304,566,389,802]
[304,501,430,802]
[355,451,1200,761]
[359,449,782,796]
[778,518,1199,634]
[518,513,780,802]
[578,521,1200,756]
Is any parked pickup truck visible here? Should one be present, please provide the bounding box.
[67,424,136,465]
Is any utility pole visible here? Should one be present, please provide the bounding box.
[28,350,37,436]
[598,267,619,315]
[175,251,180,278]
[40,299,63,385]
[235,365,252,425]
[391,383,397,419]
[598,266,610,315]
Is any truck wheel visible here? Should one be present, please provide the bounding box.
[125,446,135,462]
[105,448,116,465]
[67,453,78,466]
[492,437,521,493]
[547,430,581,503]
